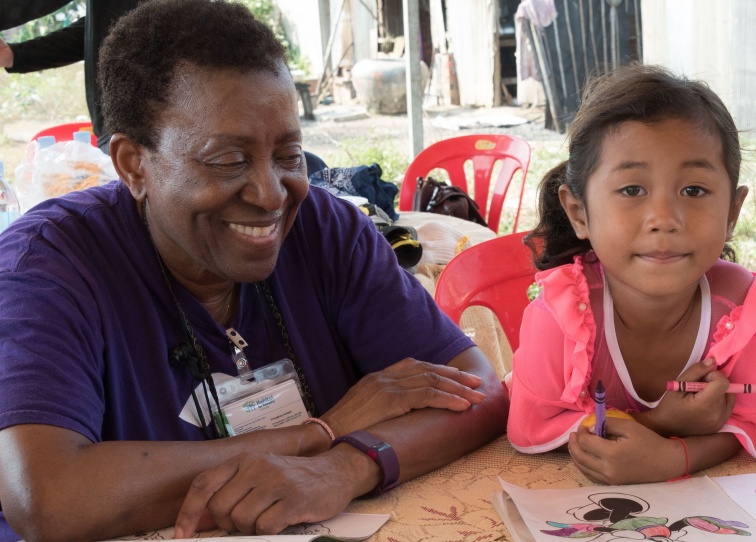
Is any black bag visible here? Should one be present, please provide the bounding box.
[360,203,423,269]
[411,176,487,227]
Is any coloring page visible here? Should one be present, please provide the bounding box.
[499,477,754,542]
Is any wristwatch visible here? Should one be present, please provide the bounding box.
[331,430,400,495]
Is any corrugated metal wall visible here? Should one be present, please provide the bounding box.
[642,0,756,132]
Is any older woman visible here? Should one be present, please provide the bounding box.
[0,1,507,540]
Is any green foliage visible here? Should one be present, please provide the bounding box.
[0,63,88,124]
[233,0,310,74]
[1,1,86,42]
[321,136,411,189]
[527,282,542,301]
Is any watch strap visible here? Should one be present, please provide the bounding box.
[331,430,400,495]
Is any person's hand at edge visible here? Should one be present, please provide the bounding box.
[0,37,13,68]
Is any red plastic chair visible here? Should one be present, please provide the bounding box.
[398,134,531,234]
[434,230,537,353]
[31,122,96,147]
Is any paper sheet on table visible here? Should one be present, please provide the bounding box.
[103,512,390,541]
[494,476,755,542]
[714,473,756,518]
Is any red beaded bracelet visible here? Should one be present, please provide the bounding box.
[302,417,335,441]
[667,436,692,482]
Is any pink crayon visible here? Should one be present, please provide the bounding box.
[666,381,753,394]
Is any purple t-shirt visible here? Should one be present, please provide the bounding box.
[0,181,473,540]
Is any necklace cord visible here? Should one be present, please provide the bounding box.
[142,200,227,438]
[257,281,318,416]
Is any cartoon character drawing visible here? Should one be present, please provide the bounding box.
[542,493,751,542]
[281,522,331,536]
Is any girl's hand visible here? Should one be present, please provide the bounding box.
[568,418,685,484]
[638,358,734,437]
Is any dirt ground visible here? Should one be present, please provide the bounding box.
[2,100,565,180]
[299,101,564,159]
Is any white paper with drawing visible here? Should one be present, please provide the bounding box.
[103,512,390,541]
[495,477,755,542]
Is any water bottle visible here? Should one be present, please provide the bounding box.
[37,135,56,149]
[0,162,21,234]
[73,131,92,145]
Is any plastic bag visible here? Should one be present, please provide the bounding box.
[14,139,118,212]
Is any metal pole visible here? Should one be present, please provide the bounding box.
[634,0,642,60]
[552,13,568,100]
[562,0,580,95]
[588,0,599,76]
[600,0,607,73]
[578,0,588,79]
[607,0,621,69]
[403,0,424,159]
[529,21,561,133]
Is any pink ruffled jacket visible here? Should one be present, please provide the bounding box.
[507,254,756,456]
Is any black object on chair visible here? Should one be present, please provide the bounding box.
[304,151,327,176]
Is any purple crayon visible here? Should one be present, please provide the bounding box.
[594,380,607,438]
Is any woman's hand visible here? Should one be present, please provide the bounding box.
[173,447,373,538]
[568,418,684,484]
[636,358,734,437]
[320,357,486,438]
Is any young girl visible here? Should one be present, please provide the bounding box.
[507,63,755,484]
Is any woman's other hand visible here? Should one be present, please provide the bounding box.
[320,357,486,438]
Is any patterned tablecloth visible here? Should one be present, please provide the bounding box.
[110,435,756,542]
[346,434,756,542]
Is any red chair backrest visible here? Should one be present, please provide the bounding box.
[31,122,96,147]
[398,134,531,234]
[434,230,537,353]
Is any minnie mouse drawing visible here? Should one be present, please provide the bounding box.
[542,493,751,542]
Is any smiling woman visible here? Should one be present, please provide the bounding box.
[0,1,508,541]
[122,66,309,306]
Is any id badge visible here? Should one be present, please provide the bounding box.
[211,358,309,437]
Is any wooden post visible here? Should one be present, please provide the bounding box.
[315,0,348,104]
[403,0,424,160]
